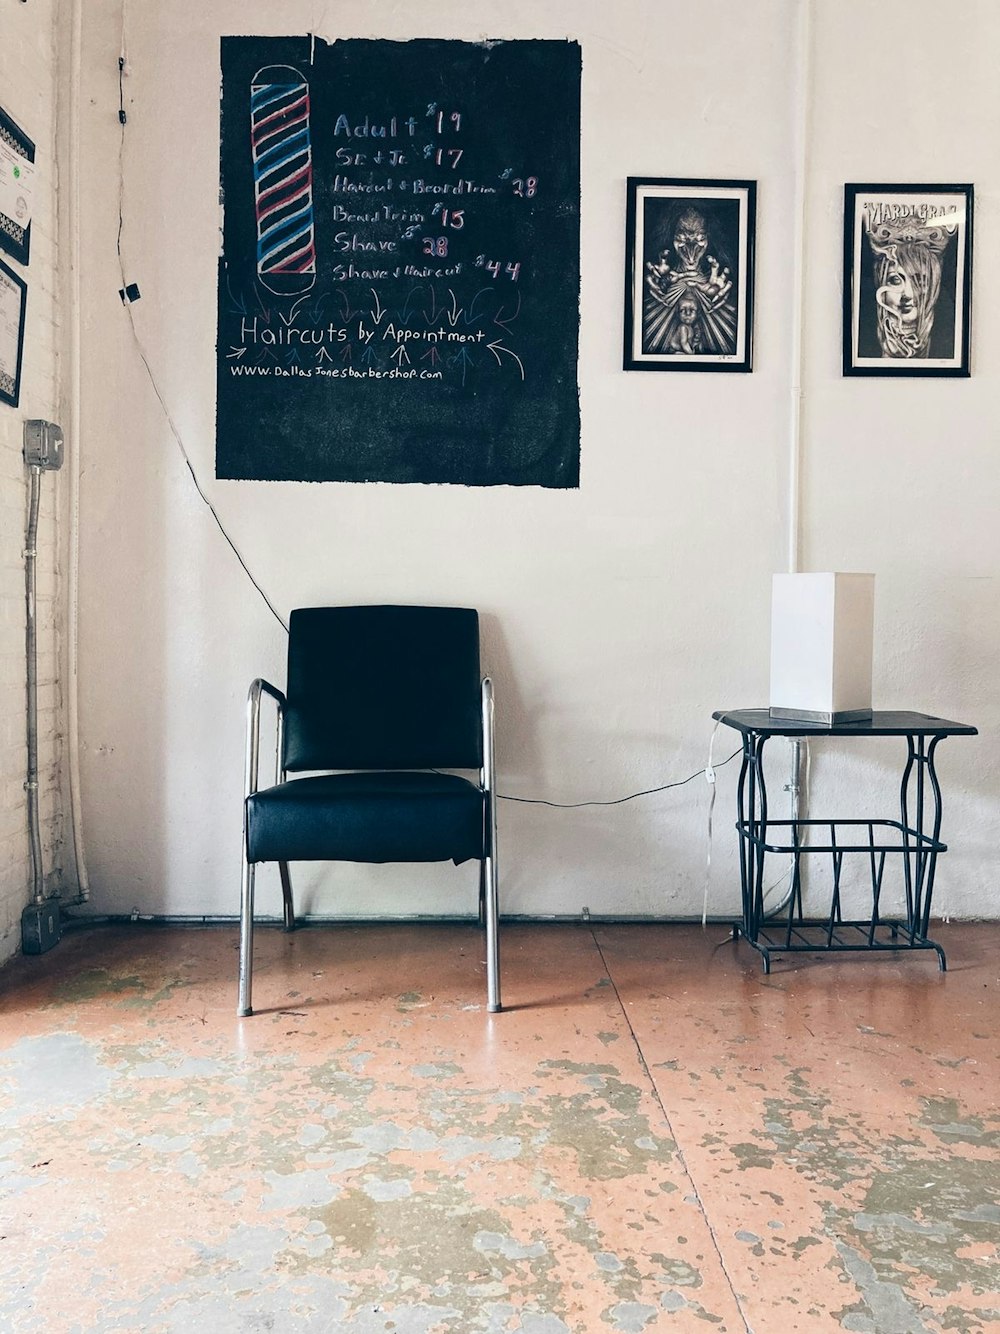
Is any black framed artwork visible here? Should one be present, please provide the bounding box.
[0,104,35,267]
[0,255,27,407]
[624,177,756,372]
[843,183,973,377]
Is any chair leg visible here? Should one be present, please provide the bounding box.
[478,858,486,929]
[484,849,501,1013]
[279,862,295,932]
[238,857,255,1017]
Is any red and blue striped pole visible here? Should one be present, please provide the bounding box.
[250,64,317,296]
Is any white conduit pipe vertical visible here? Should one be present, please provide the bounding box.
[784,0,815,888]
[65,0,90,902]
[788,0,812,579]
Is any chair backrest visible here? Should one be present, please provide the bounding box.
[283,606,483,772]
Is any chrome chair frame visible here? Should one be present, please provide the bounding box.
[237,676,500,1017]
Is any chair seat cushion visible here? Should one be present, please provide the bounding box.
[246,771,485,865]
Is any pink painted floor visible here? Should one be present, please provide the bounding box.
[0,922,998,1333]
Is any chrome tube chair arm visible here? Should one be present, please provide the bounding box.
[238,678,288,1017]
[481,677,500,1013]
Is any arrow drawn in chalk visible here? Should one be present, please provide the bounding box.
[486,339,525,380]
[225,274,247,316]
[401,286,425,323]
[463,288,493,326]
[390,345,411,367]
[451,346,475,386]
[494,291,522,330]
[445,289,462,327]
[227,346,247,359]
[370,289,387,324]
[279,295,310,327]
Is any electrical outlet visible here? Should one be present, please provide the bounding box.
[23,420,65,471]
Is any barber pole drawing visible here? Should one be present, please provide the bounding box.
[250,65,317,296]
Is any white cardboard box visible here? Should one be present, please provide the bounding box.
[769,573,875,724]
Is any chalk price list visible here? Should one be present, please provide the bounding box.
[229,102,535,387]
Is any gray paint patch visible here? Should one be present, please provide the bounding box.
[263,1168,341,1211]
[836,1239,934,1333]
[596,1252,624,1272]
[608,1301,658,1331]
[474,1231,547,1261]
[351,1121,438,1153]
[517,1316,571,1334]
[0,1032,113,1124]
[440,1135,522,1163]
[363,1177,413,1202]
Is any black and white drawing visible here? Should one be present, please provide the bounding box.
[844,184,973,377]
[624,178,755,373]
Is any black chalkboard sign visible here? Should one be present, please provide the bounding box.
[216,37,581,487]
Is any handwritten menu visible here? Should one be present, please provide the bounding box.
[217,37,581,486]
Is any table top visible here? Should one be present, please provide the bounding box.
[712,709,978,738]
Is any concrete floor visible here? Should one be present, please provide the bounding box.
[0,921,998,1333]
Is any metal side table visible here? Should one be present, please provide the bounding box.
[713,710,977,973]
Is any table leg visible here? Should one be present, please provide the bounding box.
[900,733,947,970]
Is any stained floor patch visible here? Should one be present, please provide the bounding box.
[0,921,997,1332]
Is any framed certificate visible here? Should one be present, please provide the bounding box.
[0,255,26,407]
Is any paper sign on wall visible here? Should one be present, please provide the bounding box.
[0,105,34,267]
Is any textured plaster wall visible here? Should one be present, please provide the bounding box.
[74,0,999,924]
[0,0,68,963]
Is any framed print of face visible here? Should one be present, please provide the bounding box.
[623,178,756,373]
[844,184,973,377]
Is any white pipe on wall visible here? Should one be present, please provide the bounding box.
[784,0,815,890]
[787,0,812,579]
[65,0,90,902]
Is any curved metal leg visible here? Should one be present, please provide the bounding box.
[238,857,255,1017]
[749,734,769,941]
[279,862,295,932]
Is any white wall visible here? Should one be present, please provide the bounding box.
[74,0,999,927]
[0,0,69,963]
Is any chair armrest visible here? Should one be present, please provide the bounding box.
[244,678,288,799]
[481,676,497,827]
[480,678,495,782]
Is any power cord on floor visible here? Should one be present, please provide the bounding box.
[498,749,740,807]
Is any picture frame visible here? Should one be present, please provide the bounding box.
[843,183,973,377]
[0,104,35,267]
[0,255,27,408]
[623,177,756,373]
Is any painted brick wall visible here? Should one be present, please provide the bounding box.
[0,1,66,963]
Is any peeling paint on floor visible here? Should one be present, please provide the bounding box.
[0,921,998,1332]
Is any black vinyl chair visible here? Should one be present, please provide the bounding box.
[237,605,500,1017]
